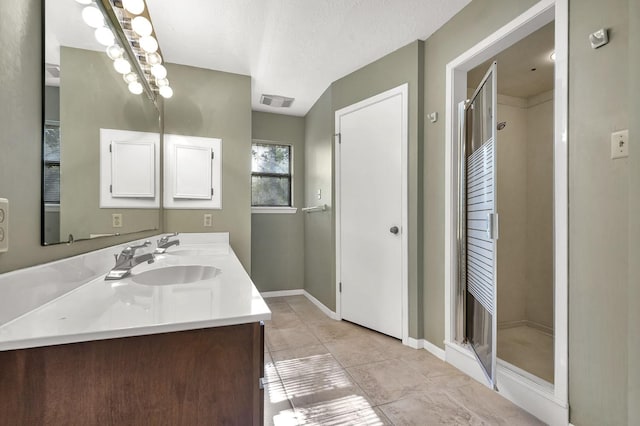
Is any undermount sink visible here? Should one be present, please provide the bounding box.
[130,265,221,286]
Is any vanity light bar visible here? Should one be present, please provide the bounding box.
[77,0,173,100]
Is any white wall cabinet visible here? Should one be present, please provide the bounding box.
[99,129,160,208]
[163,134,222,209]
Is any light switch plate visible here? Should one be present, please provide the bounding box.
[611,129,629,159]
[0,198,8,253]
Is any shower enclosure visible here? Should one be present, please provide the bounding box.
[457,57,555,386]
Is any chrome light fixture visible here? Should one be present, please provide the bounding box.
[76,0,173,100]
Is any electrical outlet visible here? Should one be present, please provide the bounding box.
[203,213,213,227]
[611,130,629,159]
[112,213,123,228]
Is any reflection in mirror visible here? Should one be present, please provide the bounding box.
[43,0,161,246]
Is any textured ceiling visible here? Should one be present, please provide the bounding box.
[48,1,471,115]
[467,22,555,99]
[146,0,471,116]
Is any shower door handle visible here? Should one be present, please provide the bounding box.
[486,213,499,240]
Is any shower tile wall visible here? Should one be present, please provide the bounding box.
[525,92,554,332]
[496,96,529,326]
[496,92,554,333]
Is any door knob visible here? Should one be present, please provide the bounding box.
[389,226,399,235]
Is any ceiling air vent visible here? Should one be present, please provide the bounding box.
[260,94,294,108]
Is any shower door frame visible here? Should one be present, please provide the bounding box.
[442,0,568,424]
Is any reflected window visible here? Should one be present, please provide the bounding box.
[43,120,60,204]
[251,142,292,207]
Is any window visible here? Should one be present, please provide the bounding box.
[43,121,60,204]
[251,143,292,207]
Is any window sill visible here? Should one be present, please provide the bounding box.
[251,207,298,214]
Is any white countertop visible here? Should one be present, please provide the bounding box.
[0,233,271,351]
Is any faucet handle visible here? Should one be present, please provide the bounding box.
[158,233,179,245]
[124,240,152,255]
[130,240,151,249]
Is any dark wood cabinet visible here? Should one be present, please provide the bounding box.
[0,322,264,425]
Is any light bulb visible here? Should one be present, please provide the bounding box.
[139,36,158,53]
[106,44,124,60]
[146,52,162,65]
[156,77,169,87]
[122,0,145,15]
[113,58,131,74]
[131,16,152,37]
[159,86,173,99]
[82,6,104,28]
[75,0,92,4]
[128,81,144,95]
[123,72,138,84]
[94,27,115,46]
[150,64,167,79]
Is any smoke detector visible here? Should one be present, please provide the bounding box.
[260,94,294,108]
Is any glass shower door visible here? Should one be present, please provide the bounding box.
[461,62,499,388]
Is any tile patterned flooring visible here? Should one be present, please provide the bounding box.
[263,296,544,425]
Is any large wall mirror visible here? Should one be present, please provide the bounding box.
[43,0,161,245]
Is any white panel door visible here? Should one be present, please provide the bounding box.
[338,87,405,339]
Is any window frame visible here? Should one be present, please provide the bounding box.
[250,140,296,213]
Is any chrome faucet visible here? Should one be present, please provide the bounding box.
[105,241,155,280]
[155,233,180,253]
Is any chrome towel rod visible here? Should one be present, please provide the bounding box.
[302,204,327,213]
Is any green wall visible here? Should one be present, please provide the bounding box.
[303,87,334,309]
[629,2,640,424]
[251,111,305,292]
[60,47,160,242]
[568,0,630,424]
[0,0,159,274]
[163,63,252,271]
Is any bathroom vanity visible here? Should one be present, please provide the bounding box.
[0,233,270,425]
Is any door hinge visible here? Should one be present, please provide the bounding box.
[259,377,265,390]
[335,133,341,144]
[339,282,342,292]
[211,150,214,159]
[211,188,214,196]
[109,144,112,153]
[109,184,112,193]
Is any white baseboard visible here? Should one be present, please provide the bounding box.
[406,337,422,349]
[303,290,340,320]
[423,339,446,360]
[405,338,446,360]
[260,289,304,298]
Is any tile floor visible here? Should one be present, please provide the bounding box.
[497,325,554,384]
[263,295,544,425]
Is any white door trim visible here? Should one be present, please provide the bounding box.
[335,83,410,345]
[443,0,568,423]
